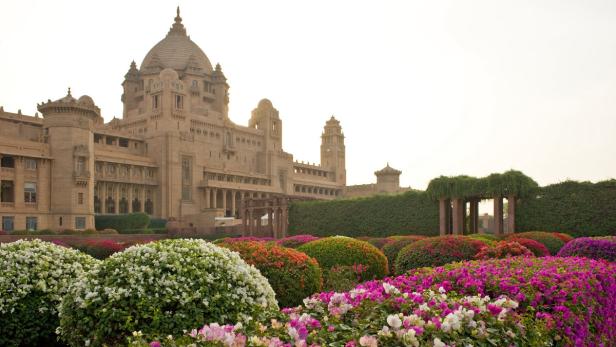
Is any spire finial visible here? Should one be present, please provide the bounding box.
[67,87,71,96]
[168,6,187,36]
[177,6,180,17]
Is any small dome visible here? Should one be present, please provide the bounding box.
[78,95,95,106]
[140,8,213,74]
[258,98,273,109]
[375,163,402,176]
[55,88,76,103]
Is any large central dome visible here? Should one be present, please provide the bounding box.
[140,8,213,74]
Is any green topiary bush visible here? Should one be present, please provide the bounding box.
[58,239,277,347]
[220,241,322,308]
[507,231,565,255]
[382,237,424,273]
[94,212,150,233]
[395,236,486,275]
[0,240,98,347]
[297,236,388,280]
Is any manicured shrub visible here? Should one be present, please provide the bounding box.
[58,239,277,347]
[212,236,274,244]
[381,237,423,273]
[276,234,319,248]
[365,237,393,249]
[466,233,500,245]
[74,239,128,259]
[395,236,485,274]
[507,231,565,255]
[148,218,168,229]
[98,228,118,234]
[298,236,388,280]
[474,241,533,260]
[386,235,427,242]
[379,257,616,346]
[507,237,550,256]
[289,190,439,237]
[0,240,97,347]
[94,212,150,233]
[552,232,574,243]
[130,286,552,347]
[557,237,616,261]
[220,241,322,307]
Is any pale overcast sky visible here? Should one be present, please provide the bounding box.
[1,0,615,190]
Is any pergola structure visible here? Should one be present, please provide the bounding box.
[240,195,311,239]
[427,171,538,236]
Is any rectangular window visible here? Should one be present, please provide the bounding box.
[119,138,129,147]
[2,216,14,232]
[181,156,192,201]
[0,180,15,203]
[26,217,37,231]
[24,158,37,170]
[175,94,183,109]
[153,95,160,109]
[0,156,15,168]
[75,217,86,230]
[76,157,86,175]
[24,182,37,203]
[78,192,84,205]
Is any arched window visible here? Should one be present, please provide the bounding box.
[119,198,128,214]
[132,198,141,212]
[145,199,153,215]
[94,196,101,214]
[106,197,115,214]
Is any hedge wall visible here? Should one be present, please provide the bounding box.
[517,180,616,237]
[288,191,438,237]
[94,213,150,234]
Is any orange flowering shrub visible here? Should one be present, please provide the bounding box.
[220,241,322,308]
[474,241,534,260]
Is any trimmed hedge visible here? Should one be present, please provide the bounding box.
[507,231,565,255]
[94,213,150,233]
[426,170,538,199]
[297,236,388,280]
[289,191,438,237]
[381,237,424,273]
[517,180,616,237]
[220,241,322,307]
[395,236,485,274]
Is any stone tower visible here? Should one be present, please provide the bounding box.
[320,116,346,185]
[375,163,402,193]
[38,90,101,230]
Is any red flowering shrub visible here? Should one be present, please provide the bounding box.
[507,231,565,255]
[220,241,322,307]
[276,234,319,248]
[394,236,485,274]
[474,241,533,260]
[552,232,574,243]
[74,239,128,259]
[298,236,388,280]
[508,237,550,256]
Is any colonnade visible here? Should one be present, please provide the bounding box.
[94,182,154,215]
[240,196,290,239]
[438,196,516,236]
[203,187,270,218]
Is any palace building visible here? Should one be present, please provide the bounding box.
[0,8,347,231]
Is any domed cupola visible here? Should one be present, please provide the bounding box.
[140,7,213,76]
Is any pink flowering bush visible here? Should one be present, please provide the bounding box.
[557,236,616,261]
[276,234,319,248]
[474,241,534,260]
[129,285,552,346]
[377,256,616,346]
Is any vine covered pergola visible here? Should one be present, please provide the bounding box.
[426,170,538,236]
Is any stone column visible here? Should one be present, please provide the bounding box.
[506,195,516,234]
[139,187,145,212]
[128,185,134,213]
[248,209,254,236]
[439,198,450,236]
[14,157,24,209]
[268,207,274,237]
[452,198,464,235]
[469,199,479,234]
[212,188,218,208]
[113,184,119,214]
[221,189,227,216]
[493,196,504,235]
[205,188,211,209]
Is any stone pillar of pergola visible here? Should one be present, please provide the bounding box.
[469,199,479,234]
[451,198,465,235]
[506,195,516,234]
[493,196,504,236]
[438,198,451,236]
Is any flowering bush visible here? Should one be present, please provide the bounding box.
[298,236,388,280]
[382,237,423,273]
[552,232,574,243]
[213,236,275,244]
[508,237,550,256]
[377,256,616,345]
[0,239,98,347]
[219,241,322,307]
[73,239,128,259]
[466,233,500,245]
[395,236,485,275]
[129,285,552,347]
[474,241,533,260]
[365,237,394,249]
[557,236,616,261]
[58,239,277,347]
[275,234,319,248]
[507,231,565,255]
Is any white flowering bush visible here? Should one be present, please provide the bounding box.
[0,239,98,347]
[58,239,277,347]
